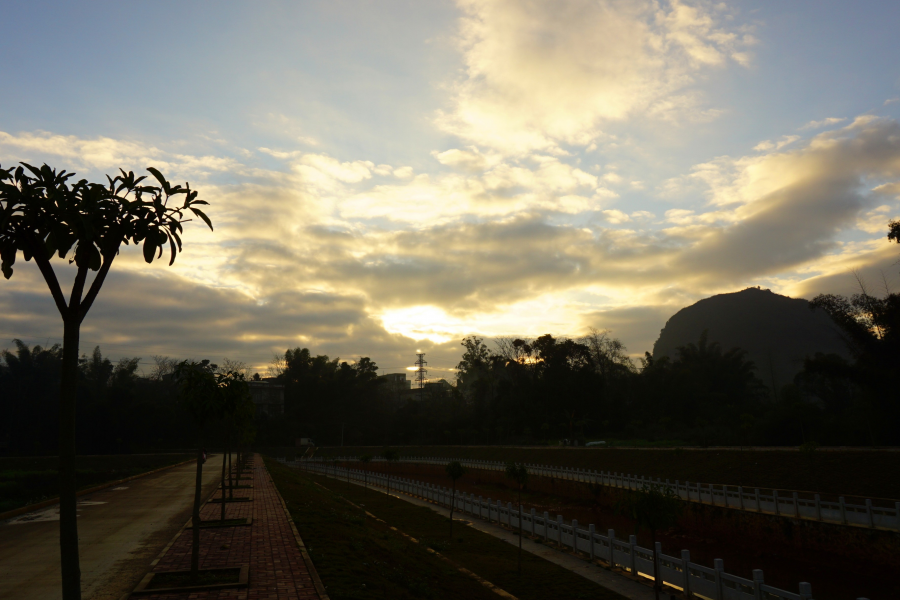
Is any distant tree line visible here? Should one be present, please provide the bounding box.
[3,222,898,453]
[0,346,234,455]
[2,308,898,453]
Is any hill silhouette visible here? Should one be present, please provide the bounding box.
[652,288,850,392]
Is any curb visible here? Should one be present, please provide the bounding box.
[265,458,332,600]
[0,457,196,522]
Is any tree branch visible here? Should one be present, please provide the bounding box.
[69,258,89,312]
[25,232,69,318]
[78,246,118,322]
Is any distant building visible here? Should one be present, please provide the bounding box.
[379,372,411,390]
[424,379,454,394]
[248,380,284,417]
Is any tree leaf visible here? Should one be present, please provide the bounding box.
[142,236,156,263]
[189,207,213,231]
[146,167,170,195]
[168,234,177,266]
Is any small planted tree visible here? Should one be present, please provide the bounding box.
[445,461,466,538]
[382,448,398,495]
[217,373,253,518]
[360,454,372,490]
[176,360,226,580]
[617,483,683,600]
[0,163,211,600]
[504,461,529,573]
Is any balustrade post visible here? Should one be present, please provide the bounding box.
[793,492,800,517]
[507,502,513,527]
[557,515,564,547]
[752,569,764,600]
[487,498,492,523]
[865,499,874,527]
[774,490,780,515]
[572,519,579,552]
[755,488,761,512]
[681,549,691,598]
[839,497,847,524]
[713,558,724,600]
[738,486,744,510]
[798,582,812,600]
[544,512,551,542]
[531,508,537,536]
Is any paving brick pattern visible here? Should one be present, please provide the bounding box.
[136,455,321,600]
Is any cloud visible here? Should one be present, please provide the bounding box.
[800,117,846,130]
[436,0,752,155]
[673,117,900,283]
[753,135,800,152]
[3,115,900,370]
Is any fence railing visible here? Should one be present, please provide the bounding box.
[279,457,823,600]
[298,455,899,531]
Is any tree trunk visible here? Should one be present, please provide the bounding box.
[228,447,233,499]
[449,480,455,539]
[192,447,203,578]
[220,446,227,521]
[59,317,82,600]
[652,528,660,600]
[517,490,523,574]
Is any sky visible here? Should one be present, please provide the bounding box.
[1,0,900,380]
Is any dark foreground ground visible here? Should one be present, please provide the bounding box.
[266,456,630,600]
[330,460,899,600]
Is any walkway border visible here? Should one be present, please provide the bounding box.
[266,459,332,600]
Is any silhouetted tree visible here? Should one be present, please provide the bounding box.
[445,461,466,538]
[360,454,372,490]
[504,461,529,573]
[617,483,683,600]
[0,163,211,600]
[382,448,398,495]
[176,361,239,580]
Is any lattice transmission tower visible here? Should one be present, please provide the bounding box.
[415,352,427,401]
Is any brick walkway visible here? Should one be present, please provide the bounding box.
[134,455,322,600]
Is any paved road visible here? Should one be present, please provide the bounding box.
[0,457,223,600]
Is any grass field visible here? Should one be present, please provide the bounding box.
[298,445,900,499]
[265,456,628,600]
[0,453,194,513]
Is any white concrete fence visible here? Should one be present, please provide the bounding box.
[278,457,833,600]
[300,455,899,531]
